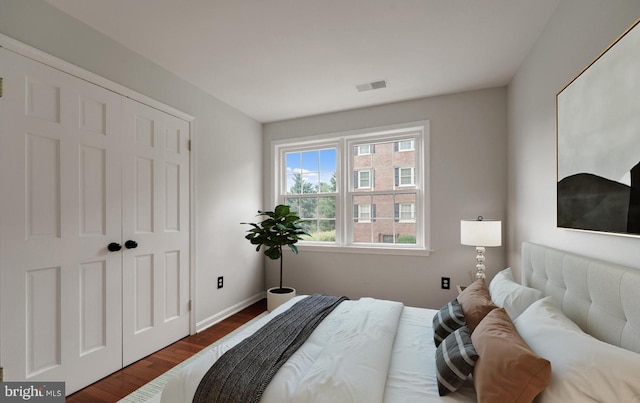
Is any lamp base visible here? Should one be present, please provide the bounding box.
[474,246,486,280]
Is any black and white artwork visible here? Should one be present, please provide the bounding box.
[557,20,640,236]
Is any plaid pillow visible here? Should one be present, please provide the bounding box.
[433,299,466,346]
[436,325,478,395]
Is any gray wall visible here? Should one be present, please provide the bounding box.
[264,88,508,308]
[9,0,634,315]
[0,0,265,329]
[508,0,640,276]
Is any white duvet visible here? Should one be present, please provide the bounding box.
[160,296,476,403]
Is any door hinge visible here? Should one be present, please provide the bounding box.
[188,140,191,151]
[0,366,4,381]
[188,300,192,311]
[0,77,3,98]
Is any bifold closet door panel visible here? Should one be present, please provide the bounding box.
[120,97,190,366]
[0,48,123,394]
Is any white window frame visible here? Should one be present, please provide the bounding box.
[271,121,430,256]
[398,139,415,151]
[357,170,372,189]
[358,203,372,223]
[355,144,372,155]
[399,203,416,223]
[398,167,415,187]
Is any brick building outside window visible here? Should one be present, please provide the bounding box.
[352,140,417,244]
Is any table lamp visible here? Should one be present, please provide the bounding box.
[460,216,502,280]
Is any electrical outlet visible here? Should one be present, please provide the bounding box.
[441,277,450,290]
[217,276,224,289]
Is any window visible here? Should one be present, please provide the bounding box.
[283,148,337,242]
[273,121,430,255]
[398,203,416,222]
[396,167,415,186]
[354,203,373,223]
[381,234,395,243]
[397,139,414,151]
[355,144,373,155]
[356,170,372,189]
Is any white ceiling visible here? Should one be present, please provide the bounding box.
[43,0,559,123]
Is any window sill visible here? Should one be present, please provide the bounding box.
[289,243,432,257]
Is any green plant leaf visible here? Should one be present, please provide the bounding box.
[264,246,281,260]
[242,204,308,283]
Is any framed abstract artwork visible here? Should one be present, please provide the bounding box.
[557,19,640,237]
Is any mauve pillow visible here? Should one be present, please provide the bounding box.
[456,279,497,333]
[471,308,551,402]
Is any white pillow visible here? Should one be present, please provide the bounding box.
[514,297,640,403]
[488,267,541,319]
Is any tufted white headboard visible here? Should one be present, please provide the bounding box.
[521,242,640,354]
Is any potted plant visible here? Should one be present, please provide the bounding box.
[242,204,309,311]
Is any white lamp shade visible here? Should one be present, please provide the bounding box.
[460,219,502,247]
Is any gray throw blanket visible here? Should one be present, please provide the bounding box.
[192,294,348,403]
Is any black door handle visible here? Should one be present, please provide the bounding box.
[125,240,138,249]
[108,242,122,252]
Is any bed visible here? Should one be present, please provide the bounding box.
[160,242,640,402]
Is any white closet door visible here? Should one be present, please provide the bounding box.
[0,48,123,393]
[121,98,190,366]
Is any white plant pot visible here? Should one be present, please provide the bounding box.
[267,287,296,312]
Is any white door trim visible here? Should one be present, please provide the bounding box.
[0,33,198,337]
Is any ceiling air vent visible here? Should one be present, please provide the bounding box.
[356,80,388,92]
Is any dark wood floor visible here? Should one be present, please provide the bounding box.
[66,299,267,403]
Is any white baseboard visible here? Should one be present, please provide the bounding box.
[195,291,266,333]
